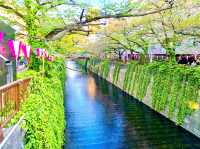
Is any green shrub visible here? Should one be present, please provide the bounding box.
[11,58,66,149]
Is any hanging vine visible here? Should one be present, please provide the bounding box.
[112,63,121,84]
[123,63,132,90]
[99,60,110,79]
[136,65,151,100]
[127,64,135,93]
[168,68,183,119]
[88,58,200,125]
[130,63,139,96]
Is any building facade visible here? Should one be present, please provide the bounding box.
[0,21,16,86]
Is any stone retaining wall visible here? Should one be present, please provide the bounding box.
[88,62,200,139]
[0,117,24,149]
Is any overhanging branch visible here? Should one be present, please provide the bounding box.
[175,30,200,37]
[0,4,24,19]
[83,5,173,24]
[45,5,173,40]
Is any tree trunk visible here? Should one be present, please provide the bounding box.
[139,53,146,64]
[168,48,176,63]
[118,52,122,60]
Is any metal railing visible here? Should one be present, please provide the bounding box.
[0,77,31,141]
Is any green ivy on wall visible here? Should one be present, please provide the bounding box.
[99,60,110,79]
[89,58,200,125]
[122,62,150,100]
[127,64,135,93]
[150,64,199,125]
[112,63,121,84]
[136,65,151,100]
[123,62,132,91]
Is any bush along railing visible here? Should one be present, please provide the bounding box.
[89,59,200,125]
[9,58,66,149]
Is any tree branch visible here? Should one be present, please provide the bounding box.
[80,9,85,22]
[0,4,24,19]
[83,5,173,24]
[46,5,173,40]
[175,30,200,37]
[106,35,130,50]
[127,38,144,50]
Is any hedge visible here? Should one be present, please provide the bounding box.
[9,58,66,149]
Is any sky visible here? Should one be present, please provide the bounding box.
[78,0,126,8]
[16,0,127,9]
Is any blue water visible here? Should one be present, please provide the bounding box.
[64,61,200,149]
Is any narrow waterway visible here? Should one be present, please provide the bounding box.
[64,61,200,149]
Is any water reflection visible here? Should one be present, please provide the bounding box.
[65,61,200,149]
[66,61,80,78]
[87,77,96,98]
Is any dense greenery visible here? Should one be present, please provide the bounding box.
[112,62,121,84]
[2,0,200,147]
[89,59,200,125]
[10,58,66,149]
[98,60,110,79]
[3,1,200,57]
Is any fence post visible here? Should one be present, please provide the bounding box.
[5,61,13,84]
[0,90,3,142]
[16,83,20,111]
[0,126,3,142]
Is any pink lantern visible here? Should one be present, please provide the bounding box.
[48,56,54,61]
[26,45,32,58]
[36,48,41,57]
[7,39,20,58]
[0,44,6,58]
[36,48,49,58]
[0,32,4,42]
[36,48,44,57]
[44,50,48,58]
[13,41,20,58]
[19,42,32,58]
[20,42,26,57]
